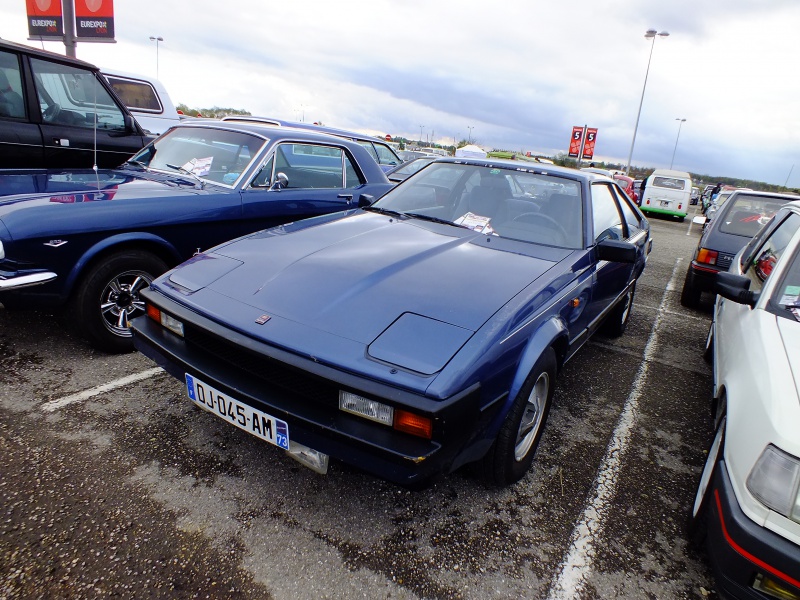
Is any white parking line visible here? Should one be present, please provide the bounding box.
[547,258,683,599]
[40,367,164,413]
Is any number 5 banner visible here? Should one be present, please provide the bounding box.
[582,128,598,159]
[568,126,584,158]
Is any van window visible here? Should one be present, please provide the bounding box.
[652,176,687,190]
[105,75,162,113]
[30,58,126,131]
[0,50,25,119]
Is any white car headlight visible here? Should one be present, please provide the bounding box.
[0,240,4,260]
[746,445,800,523]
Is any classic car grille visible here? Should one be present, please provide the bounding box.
[184,326,339,405]
[716,253,734,270]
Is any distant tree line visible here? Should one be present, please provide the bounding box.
[176,104,251,119]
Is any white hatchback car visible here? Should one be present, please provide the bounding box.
[691,201,800,599]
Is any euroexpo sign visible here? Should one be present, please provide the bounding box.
[26,0,115,41]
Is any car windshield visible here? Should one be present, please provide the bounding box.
[718,194,792,237]
[131,126,267,186]
[371,162,583,249]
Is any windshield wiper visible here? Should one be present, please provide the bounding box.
[404,212,465,228]
[165,163,205,189]
[364,205,404,218]
[122,159,149,171]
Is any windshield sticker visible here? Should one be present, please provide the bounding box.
[780,294,799,307]
[454,212,495,235]
[785,285,800,296]
[181,157,213,176]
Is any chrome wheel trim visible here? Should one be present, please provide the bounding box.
[692,417,725,518]
[99,270,153,338]
[514,371,550,462]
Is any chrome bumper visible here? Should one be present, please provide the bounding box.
[0,271,57,291]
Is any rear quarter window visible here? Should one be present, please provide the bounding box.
[105,76,162,113]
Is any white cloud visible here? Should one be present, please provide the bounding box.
[1,0,798,185]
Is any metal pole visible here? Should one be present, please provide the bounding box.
[625,31,668,175]
[670,118,686,169]
[577,124,587,168]
[62,0,77,58]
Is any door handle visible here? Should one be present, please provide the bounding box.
[338,193,354,204]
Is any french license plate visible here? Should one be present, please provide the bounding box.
[185,373,289,450]
[660,200,670,207]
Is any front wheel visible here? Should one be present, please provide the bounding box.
[481,348,556,486]
[602,283,636,337]
[70,250,168,353]
[687,415,725,546]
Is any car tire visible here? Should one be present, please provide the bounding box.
[481,348,556,486]
[70,250,168,353]
[602,283,636,337]
[680,268,702,308]
[687,415,725,547]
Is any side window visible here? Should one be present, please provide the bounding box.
[374,143,401,166]
[591,184,624,243]
[105,76,162,112]
[251,156,275,187]
[358,141,379,161]
[743,212,800,292]
[344,152,364,189]
[273,143,346,189]
[0,50,26,119]
[30,58,126,131]
[613,185,644,237]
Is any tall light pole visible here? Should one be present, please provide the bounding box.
[670,118,686,169]
[467,126,474,144]
[149,36,163,79]
[625,29,669,175]
[419,125,424,147]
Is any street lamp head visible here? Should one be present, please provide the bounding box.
[676,118,686,122]
[149,36,163,42]
[645,29,669,39]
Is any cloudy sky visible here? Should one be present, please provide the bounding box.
[2,0,799,186]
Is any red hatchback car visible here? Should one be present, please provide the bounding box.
[614,174,639,205]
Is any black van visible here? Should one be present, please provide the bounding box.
[0,39,149,169]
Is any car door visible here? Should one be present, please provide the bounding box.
[28,57,145,168]
[240,141,367,229]
[0,48,44,167]
[716,211,800,384]
[585,182,647,328]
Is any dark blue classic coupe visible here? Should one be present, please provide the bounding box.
[132,160,651,486]
[0,122,393,352]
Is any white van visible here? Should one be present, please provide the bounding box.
[101,69,180,135]
[639,169,692,221]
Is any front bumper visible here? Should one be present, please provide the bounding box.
[705,463,800,599]
[131,290,502,487]
[0,270,57,291]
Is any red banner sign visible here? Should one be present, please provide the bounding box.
[568,126,583,158]
[26,0,63,38]
[74,0,115,40]
[582,128,598,159]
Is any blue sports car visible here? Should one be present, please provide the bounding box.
[132,159,651,487]
[0,122,392,352]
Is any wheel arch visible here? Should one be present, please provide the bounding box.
[62,233,182,300]
[506,317,568,411]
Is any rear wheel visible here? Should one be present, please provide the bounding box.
[680,268,702,308]
[481,348,556,486]
[687,415,725,546]
[70,250,168,353]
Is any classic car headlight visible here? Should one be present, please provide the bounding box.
[339,391,432,439]
[746,445,800,523]
[0,240,5,260]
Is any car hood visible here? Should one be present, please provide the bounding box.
[0,168,203,210]
[165,212,564,375]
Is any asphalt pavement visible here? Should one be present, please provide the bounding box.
[0,208,720,599]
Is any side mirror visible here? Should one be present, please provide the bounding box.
[715,272,759,307]
[596,238,637,263]
[358,194,375,208]
[270,172,288,191]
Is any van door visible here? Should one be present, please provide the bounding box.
[29,57,145,168]
[0,49,44,167]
